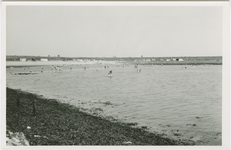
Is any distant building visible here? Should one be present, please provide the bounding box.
[20,58,26,62]
[41,58,48,62]
[179,58,184,61]
[166,59,171,61]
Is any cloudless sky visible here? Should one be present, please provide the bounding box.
[6,6,222,57]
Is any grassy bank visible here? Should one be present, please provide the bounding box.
[6,88,195,145]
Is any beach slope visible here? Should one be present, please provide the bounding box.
[6,88,195,145]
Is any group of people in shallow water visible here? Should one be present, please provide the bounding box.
[10,64,141,76]
[9,63,212,77]
[51,65,64,72]
[104,65,109,69]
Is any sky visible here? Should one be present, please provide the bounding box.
[6,5,222,57]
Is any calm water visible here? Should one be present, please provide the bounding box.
[6,64,222,145]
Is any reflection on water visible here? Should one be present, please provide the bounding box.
[6,64,222,145]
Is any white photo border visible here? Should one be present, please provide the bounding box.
[1,1,230,150]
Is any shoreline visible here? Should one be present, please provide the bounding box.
[6,87,196,145]
[6,60,222,68]
[6,61,122,68]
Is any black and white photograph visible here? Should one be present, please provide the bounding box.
[1,1,230,148]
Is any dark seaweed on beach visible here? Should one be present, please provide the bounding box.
[6,88,195,145]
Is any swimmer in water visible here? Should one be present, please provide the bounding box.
[135,64,138,68]
[137,68,141,72]
[108,70,113,76]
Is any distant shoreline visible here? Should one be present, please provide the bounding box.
[6,60,222,68]
[6,61,121,68]
[6,55,222,63]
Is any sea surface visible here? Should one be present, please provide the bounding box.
[6,63,222,145]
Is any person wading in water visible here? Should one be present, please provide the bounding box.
[108,70,113,77]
